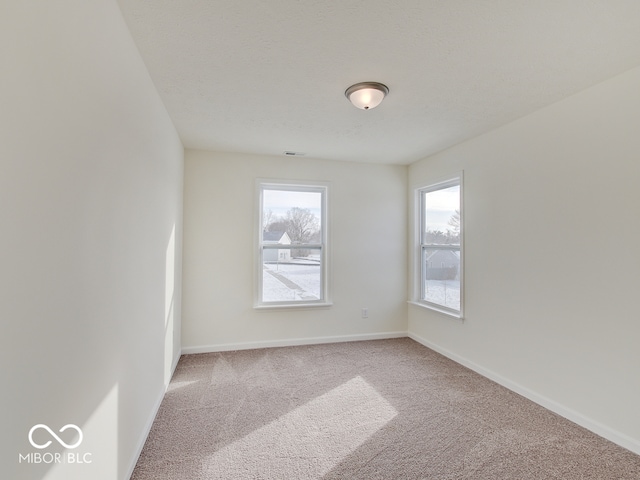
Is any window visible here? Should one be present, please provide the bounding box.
[256,181,329,307]
[416,176,462,316]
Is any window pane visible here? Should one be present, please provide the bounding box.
[259,184,326,305]
[423,185,460,245]
[263,189,322,241]
[262,250,321,302]
[423,247,460,311]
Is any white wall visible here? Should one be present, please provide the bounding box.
[0,2,183,479]
[182,150,407,351]
[408,66,640,453]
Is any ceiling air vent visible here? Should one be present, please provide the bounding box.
[283,151,305,156]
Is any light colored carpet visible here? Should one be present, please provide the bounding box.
[131,338,640,479]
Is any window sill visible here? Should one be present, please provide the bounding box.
[407,300,463,320]
[254,302,333,311]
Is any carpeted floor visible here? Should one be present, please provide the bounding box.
[131,338,640,479]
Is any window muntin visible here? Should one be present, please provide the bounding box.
[257,182,328,307]
[418,178,462,315]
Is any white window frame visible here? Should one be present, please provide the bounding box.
[255,180,331,309]
[412,174,464,318]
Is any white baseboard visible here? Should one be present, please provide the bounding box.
[408,332,640,456]
[181,331,408,354]
[123,351,181,480]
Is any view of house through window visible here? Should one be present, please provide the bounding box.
[419,177,462,315]
[259,183,327,305]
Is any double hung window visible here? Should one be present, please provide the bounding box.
[417,176,463,316]
[256,181,329,307]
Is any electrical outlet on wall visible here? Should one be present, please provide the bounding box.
[361,308,368,318]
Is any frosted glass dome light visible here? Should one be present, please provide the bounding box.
[345,82,389,110]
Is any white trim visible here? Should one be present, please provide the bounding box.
[254,301,333,310]
[408,331,640,456]
[124,352,181,480]
[408,300,464,320]
[181,331,408,354]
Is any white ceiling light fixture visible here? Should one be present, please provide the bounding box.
[345,82,389,110]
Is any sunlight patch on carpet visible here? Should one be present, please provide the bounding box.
[201,376,397,479]
[166,380,198,392]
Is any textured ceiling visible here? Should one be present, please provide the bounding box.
[117,1,640,165]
